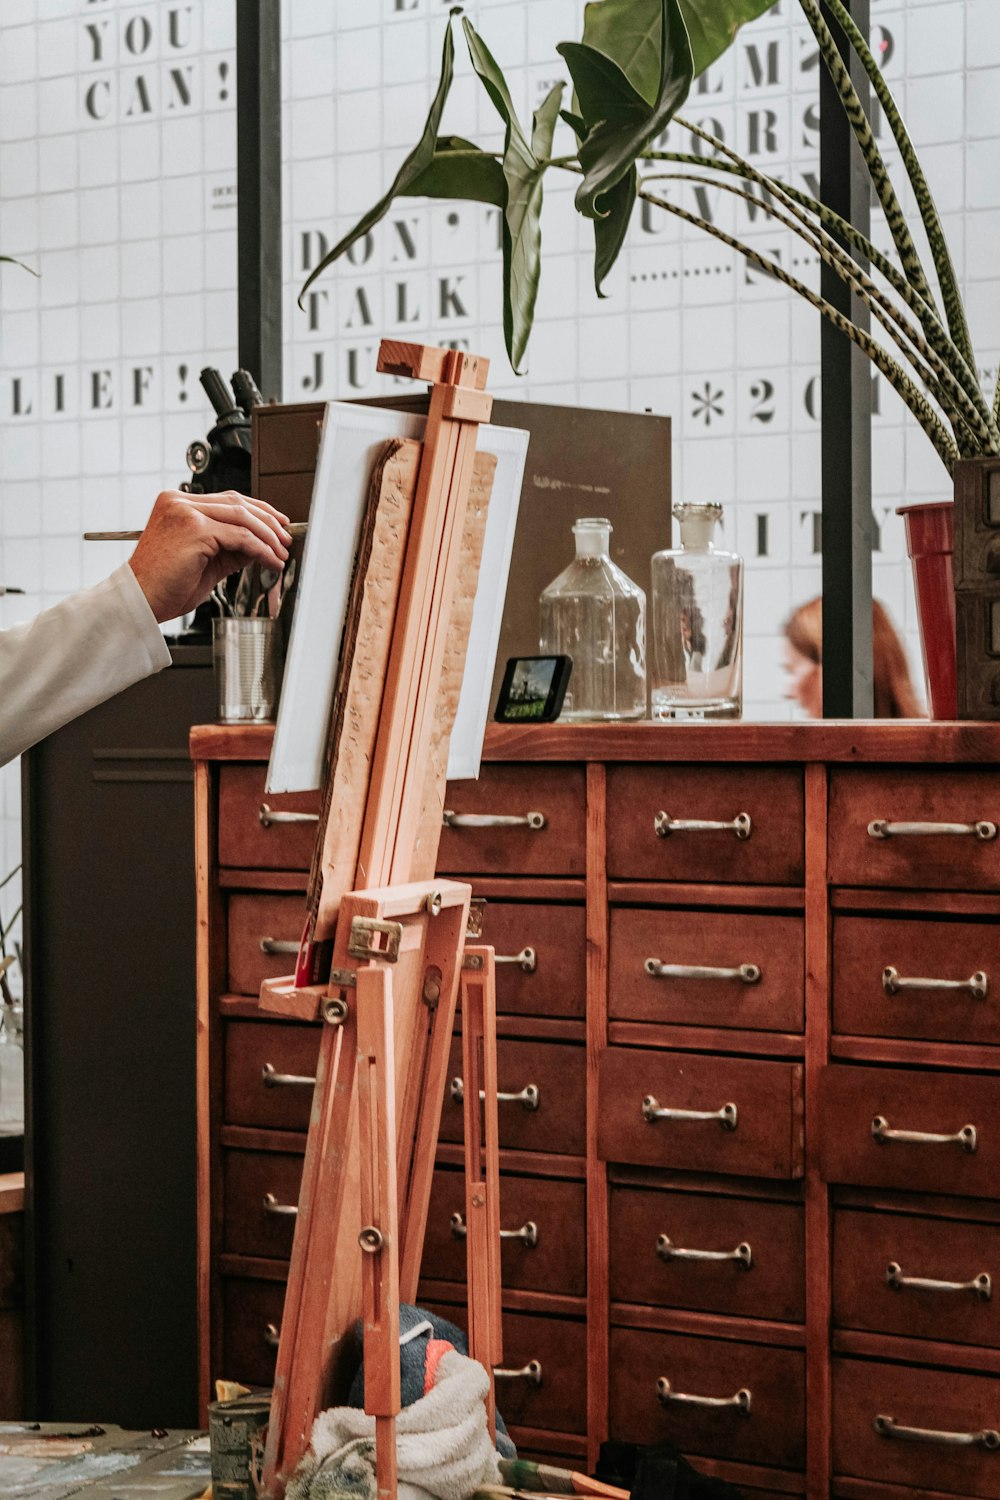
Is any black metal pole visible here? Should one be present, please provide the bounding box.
[820,0,873,717]
[237,0,282,400]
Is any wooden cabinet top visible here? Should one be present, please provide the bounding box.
[190,719,1000,766]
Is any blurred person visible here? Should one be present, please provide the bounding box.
[0,488,291,766]
[782,595,924,719]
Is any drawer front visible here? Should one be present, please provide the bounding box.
[828,768,1000,890]
[221,1275,285,1389]
[820,1064,1000,1198]
[833,1208,1000,1349]
[425,1303,587,1434]
[833,913,1000,1047]
[421,1167,586,1296]
[610,908,804,1033]
[439,1038,586,1158]
[606,766,804,885]
[228,893,307,996]
[608,1327,806,1470]
[598,1048,803,1180]
[437,765,586,876]
[218,765,319,870]
[223,1149,304,1261]
[477,900,586,1019]
[609,1186,805,1322]
[833,1356,1000,1498]
[224,1021,320,1132]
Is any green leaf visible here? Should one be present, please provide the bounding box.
[464,18,564,371]
[560,0,694,221]
[0,254,37,275]
[581,0,779,90]
[593,165,637,293]
[401,136,504,207]
[298,9,460,306]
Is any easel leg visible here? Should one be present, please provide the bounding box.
[461,946,502,1440]
[357,965,401,1500]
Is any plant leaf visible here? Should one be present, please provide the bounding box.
[581,0,778,91]
[593,165,637,292]
[298,8,460,306]
[401,136,505,206]
[0,254,37,275]
[464,18,564,370]
[560,0,694,220]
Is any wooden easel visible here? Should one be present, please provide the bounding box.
[259,343,505,1497]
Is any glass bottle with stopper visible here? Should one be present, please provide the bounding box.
[539,516,646,721]
[650,502,743,719]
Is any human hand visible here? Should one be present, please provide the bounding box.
[128,489,292,623]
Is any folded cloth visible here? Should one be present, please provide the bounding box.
[287,1347,502,1500]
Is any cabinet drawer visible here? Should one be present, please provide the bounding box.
[598,1049,803,1180]
[437,765,586,876]
[425,1303,586,1434]
[606,766,804,885]
[833,1207,1000,1349]
[609,1186,805,1322]
[439,1037,586,1158]
[223,1149,303,1261]
[224,1020,319,1132]
[832,913,1000,1047]
[833,1356,1000,1498]
[476,900,586,1019]
[421,1166,586,1296]
[828,768,1000,890]
[228,893,306,996]
[221,1275,285,1389]
[610,909,803,1033]
[819,1064,1000,1198]
[608,1327,805,1470]
[218,765,319,870]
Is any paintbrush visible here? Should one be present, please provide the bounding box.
[84,522,308,540]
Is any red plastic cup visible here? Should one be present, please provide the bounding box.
[896,500,956,720]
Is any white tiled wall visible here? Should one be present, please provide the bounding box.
[1,0,999,979]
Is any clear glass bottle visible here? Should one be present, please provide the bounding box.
[650,502,743,719]
[539,517,646,721]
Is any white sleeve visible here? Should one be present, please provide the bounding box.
[0,563,173,767]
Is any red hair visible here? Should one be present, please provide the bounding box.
[783,597,924,718]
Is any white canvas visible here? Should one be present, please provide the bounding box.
[265,400,528,795]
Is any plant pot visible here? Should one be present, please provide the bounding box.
[896,500,956,720]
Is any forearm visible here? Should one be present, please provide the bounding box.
[0,564,172,767]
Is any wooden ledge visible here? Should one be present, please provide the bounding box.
[0,1172,25,1215]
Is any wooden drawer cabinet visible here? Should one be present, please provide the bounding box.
[832,912,1000,1046]
[608,1327,806,1470]
[833,1207,1000,1348]
[828,767,1000,891]
[605,765,804,884]
[609,1186,805,1323]
[195,719,1000,1499]
[610,908,804,1033]
[832,1356,1000,1497]
[819,1063,1000,1198]
[598,1048,804,1179]
[436,764,586,876]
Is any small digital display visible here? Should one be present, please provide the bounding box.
[494,655,572,723]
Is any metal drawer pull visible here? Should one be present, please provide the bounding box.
[657,1378,751,1415]
[263,1193,299,1219]
[886,1261,991,1300]
[260,937,301,956]
[645,959,761,984]
[657,1234,752,1268]
[442,810,546,830]
[258,804,319,828]
[867,818,997,841]
[882,965,988,1000]
[450,1212,539,1247]
[654,811,752,840]
[450,1077,540,1111]
[874,1415,1000,1450]
[495,947,537,973]
[643,1096,738,1130]
[263,1323,281,1349]
[872,1115,977,1152]
[262,1062,316,1089]
[493,1360,542,1386]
